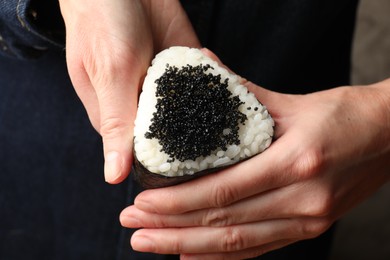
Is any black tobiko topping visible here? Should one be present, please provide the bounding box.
[145,64,247,162]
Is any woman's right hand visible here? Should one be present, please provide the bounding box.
[59,0,200,183]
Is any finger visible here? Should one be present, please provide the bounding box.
[201,47,294,138]
[122,194,279,228]
[122,188,264,228]
[243,80,295,122]
[62,0,156,184]
[93,0,200,184]
[123,178,331,229]
[67,51,144,184]
[134,135,298,214]
[92,51,150,184]
[201,48,223,64]
[144,0,201,50]
[130,218,320,254]
[181,239,296,260]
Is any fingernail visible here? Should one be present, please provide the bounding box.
[131,234,155,252]
[104,151,122,182]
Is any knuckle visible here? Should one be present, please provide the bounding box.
[298,218,331,238]
[151,215,169,228]
[210,182,239,208]
[292,148,326,180]
[221,227,246,252]
[203,208,231,227]
[300,188,334,217]
[308,195,334,217]
[171,238,183,253]
[163,194,185,214]
[99,117,128,138]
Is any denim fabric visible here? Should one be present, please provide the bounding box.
[0,0,65,59]
[0,50,175,260]
[0,0,358,259]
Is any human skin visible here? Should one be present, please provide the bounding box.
[120,52,390,259]
[58,0,200,183]
[58,0,390,258]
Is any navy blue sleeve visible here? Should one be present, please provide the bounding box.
[0,0,65,59]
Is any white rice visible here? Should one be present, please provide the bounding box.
[134,46,274,177]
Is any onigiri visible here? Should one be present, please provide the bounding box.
[133,46,274,188]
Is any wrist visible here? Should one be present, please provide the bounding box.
[59,0,125,23]
[368,78,390,153]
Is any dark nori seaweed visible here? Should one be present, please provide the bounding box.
[144,64,247,162]
[133,152,231,189]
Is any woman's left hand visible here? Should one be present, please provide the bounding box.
[121,68,390,259]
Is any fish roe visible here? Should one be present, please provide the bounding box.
[145,64,247,161]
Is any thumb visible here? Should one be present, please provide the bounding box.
[201,48,284,114]
[59,0,154,184]
[201,47,293,139]
[93,54,150,184]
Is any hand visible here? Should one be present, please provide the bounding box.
[59,0,200,183]
[120,53,390,258]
